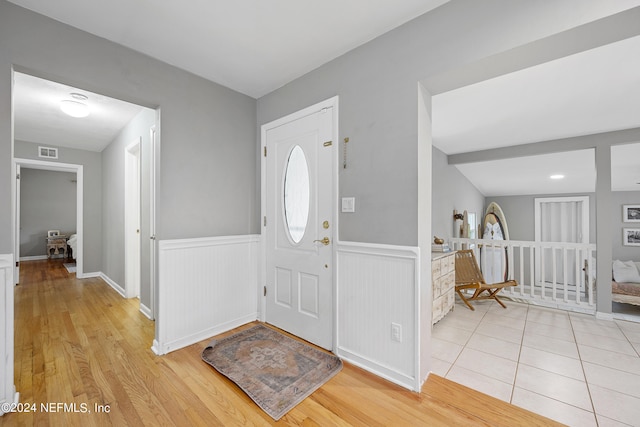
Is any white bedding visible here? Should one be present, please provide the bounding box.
[67,234,77,259]
[613,259,640,283]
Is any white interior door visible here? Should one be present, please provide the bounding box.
[264,102,335,350]
[125,139,141,299]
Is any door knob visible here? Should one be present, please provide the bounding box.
[313,237,330,246]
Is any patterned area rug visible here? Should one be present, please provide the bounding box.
[201,324,342,421]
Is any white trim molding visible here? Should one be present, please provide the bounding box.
[99,273,126,298]
[336,241,421,391]
[0,255,19,415]
[14,158,84,279]
[154,235,260,355]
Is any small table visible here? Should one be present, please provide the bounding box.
[47,235,68,258]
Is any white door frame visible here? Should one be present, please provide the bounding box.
[534,196,590,245]
[13,158,84,280]
[148,124,159,320]
[534,196,590,286]
[260,96,339,348]
[125,138,142,299]
[14,163,20,283]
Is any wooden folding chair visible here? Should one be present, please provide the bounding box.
[454,249,518,310]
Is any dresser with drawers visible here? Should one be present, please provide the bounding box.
[432,251,456,324]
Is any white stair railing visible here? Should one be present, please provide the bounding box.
[449,238,596,313]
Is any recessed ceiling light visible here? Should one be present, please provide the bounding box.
[550,174,565,180]
[60,93,90,118]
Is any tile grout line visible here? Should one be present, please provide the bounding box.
[617,319,640,358]
[443,302,491,379]
[509,303,528,405]
[569,313,599,425]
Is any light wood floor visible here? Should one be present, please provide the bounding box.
[4,259,564,426]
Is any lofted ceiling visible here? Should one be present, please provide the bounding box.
[7,0,449,99]
[432,33,640,196]
[432,36,640,155]
[8,0,640,194]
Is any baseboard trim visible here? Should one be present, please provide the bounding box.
[0,391,20,416]
[151,340,161,356]
[337,346,418,391]
[19,255,48,261]
[153,313,258,355]
[140,303,153,320]
[595,311,615,321]
[98,273,125,298]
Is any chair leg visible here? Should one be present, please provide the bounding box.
[493,294,507,308]
[456,289,475,311]
[487,289,507,308]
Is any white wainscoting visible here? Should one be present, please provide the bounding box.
[153,235,260,355]
[336,241,421,391]
[0,254,19,415]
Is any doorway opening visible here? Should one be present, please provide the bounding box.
[11,69,159,325]
[13,159,84,283]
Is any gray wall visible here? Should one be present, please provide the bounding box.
[102,108,156,308]
[0,0,258,258]
[432,147,484,240]
[613,191,640,261]
[19,168,76,257]
[15,140,102,271]
[256,0,622,246]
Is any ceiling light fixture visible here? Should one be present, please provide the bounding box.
[60,93,90,118]
[550,174,565,180]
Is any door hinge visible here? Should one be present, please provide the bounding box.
[263,286,267,296]
[16,173,20,179]
[263,216,267,226]
[323,141,332,147]
[16,261,19,267]
[263,146,267,157]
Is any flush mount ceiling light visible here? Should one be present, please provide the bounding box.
[60,93,90,118]
[550,174,565,180]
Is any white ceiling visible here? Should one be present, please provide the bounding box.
[8,0,640,194]
[453,142,640,196]
[432,35,640,154]
[14,72,144,152]
[7,0,449,99]
[432,34,640,196]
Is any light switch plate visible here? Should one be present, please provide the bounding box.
[342,197,355,213]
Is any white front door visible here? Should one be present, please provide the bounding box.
[263,99,336,350]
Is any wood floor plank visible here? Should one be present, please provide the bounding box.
[3,259,564,426]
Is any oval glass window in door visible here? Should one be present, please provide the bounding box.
[283,145,310,243]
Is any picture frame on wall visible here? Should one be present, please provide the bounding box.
[623,205,640,222]
[623,228,640,246]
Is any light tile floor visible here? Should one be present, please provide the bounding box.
[431,299,640,426]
